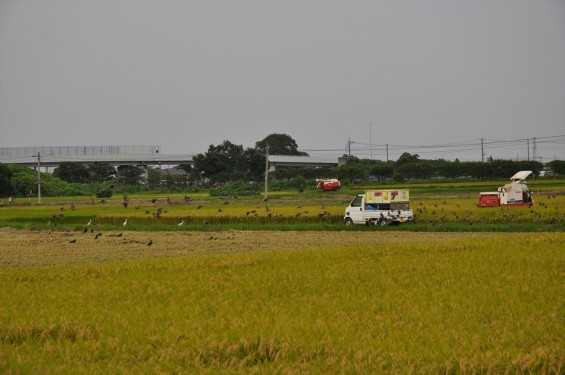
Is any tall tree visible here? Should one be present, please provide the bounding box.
[0,162,15,198]
[255,133,308,156]
[396,152,420,166]
[193,141,247,183]
[117,165,145,185]
[87,162,116,183]
[546,160,565,176]
[53,162,89,183]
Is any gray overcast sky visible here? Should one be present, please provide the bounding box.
[1,0,564,162]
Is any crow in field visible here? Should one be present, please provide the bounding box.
[69,239,76,243]
[95,233,102,240]
[83,228,88,234]
[146,239,153,246]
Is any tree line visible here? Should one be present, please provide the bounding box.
[1,133,564,198]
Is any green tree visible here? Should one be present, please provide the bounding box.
[0,162,15,198]
[255,133,308,156]
[546,160,565,176]
[53,162,89,183]
[369,162,394,179]
[514,160,544,176]
[117,165,145,186]
[243,148,266,181]
[395,162,434,180]
[396,152,420,166]
[337,165,366,181]
[87,162,116,183]
[437,160,469,178]
[193,141,247,183]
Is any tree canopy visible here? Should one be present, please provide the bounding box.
[255,133,308,156]
[0,163,15,198]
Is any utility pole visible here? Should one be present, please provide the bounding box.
[348,138,351,157]
[264,145,269,201]
[369,124,373,160]
[36,152,41,204]
[527,139,530,161]
[386,143,389,162]
[481,138,484,162]
[533,137,537,161]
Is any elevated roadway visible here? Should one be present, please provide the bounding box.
[0,154,194,168]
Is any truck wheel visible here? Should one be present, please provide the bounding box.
[344,218,353,226]
[378,218,388,226]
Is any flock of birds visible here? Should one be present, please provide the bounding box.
[67,217,153,246]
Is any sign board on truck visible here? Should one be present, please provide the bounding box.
[365,189,409,204]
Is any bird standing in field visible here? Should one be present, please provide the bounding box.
[123,218,128,226]
[178,219,186,226]
[146,239,153,246]
[87,219,92,226]
[69,239,76,243]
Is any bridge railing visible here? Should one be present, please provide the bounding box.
[0,145,160,158]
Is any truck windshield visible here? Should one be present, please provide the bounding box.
[351,195,363,207]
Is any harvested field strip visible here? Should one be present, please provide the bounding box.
[0,229,544,267]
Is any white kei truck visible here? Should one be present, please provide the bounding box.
[344,189,414,226]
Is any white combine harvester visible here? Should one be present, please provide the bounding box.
[478,171,534,207]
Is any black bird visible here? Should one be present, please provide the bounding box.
[146,239,153,246]
[95,233,102,240]
[69,239,76,243]
[83,227,88,234]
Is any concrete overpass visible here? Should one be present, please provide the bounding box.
[0,145,194,170]
[267,155,344,170]
[0,153,195,169]
[0,146,344,170]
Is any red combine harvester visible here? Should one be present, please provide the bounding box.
[478,171,534,207]
[316,179,341,191]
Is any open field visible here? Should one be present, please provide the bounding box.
[0,230,563,373]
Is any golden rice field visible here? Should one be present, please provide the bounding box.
[0,229,563,373]
[1,190,563,229]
